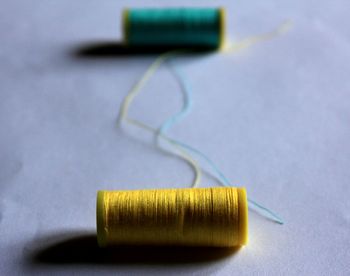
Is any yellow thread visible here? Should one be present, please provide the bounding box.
[222,20,293,53]
[97,187,248,247]
[118,51,202,188]
[118,18,293,186]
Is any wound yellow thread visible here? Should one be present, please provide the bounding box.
[97,187,248,247]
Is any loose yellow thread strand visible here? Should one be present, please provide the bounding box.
[117,22,290,225]
[126,118,202,187]
[117,51,202,187]
[118,21,292,189]
[222,20,293,52]
[97,187,248,247]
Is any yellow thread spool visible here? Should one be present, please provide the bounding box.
[97,187,248,247]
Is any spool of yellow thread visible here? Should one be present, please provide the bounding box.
[97,187,248,247]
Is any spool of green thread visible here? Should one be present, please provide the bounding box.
[123,8,225,49]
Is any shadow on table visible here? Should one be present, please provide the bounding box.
[30,232,239,265]
[73,42,214,58]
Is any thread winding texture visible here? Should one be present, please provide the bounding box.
[123,8,225,49]
[97,187,248,247]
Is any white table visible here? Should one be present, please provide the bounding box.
[1,1,349,275]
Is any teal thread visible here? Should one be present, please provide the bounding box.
[156,59,284,225]
[118,49,285,224]
[125,8,222,49]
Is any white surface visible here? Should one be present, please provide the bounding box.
[1,0,350,275]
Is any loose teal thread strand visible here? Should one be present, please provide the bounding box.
[118,49,285,224]
[157,62,193,139]
[167,136,284,225]
[118,51,202,187]
[156,60,284,225]
[248,199,284,225]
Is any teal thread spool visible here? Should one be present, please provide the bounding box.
[123,8,225,49]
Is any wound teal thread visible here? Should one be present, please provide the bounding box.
[156,59,284,225]
[124,8,225,49]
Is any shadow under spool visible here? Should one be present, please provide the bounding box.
[97,187,248,247]
[122,8,226,50]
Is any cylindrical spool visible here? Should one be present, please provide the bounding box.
[97,187,248,247]
[123,8,226,49]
